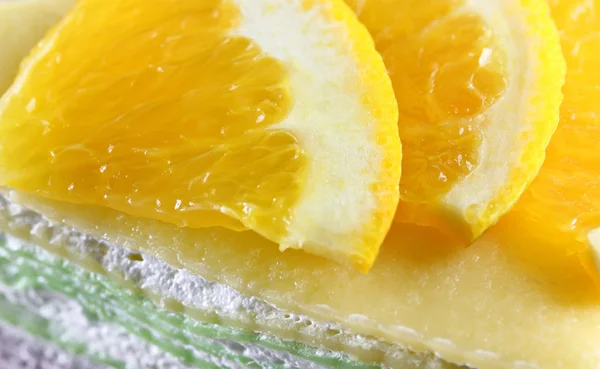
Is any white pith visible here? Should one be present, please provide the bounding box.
[441,0,550,228]
[231,0,384,251]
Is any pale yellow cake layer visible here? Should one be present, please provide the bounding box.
[6,189,599,369]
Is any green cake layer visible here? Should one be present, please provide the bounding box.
[0,234,385,369]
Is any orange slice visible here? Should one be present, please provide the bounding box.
[348,0,565,241]
[498,0,600,280]
[0,0,400,272]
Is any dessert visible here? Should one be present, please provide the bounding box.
[2,1,599,369]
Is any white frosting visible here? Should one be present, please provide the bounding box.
[0,283,195,369]
[0,323,106,369]
[0,195,455,369]
[0,279,329,369]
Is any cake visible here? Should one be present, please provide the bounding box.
[1,1,598,369]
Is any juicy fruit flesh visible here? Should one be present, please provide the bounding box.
[497,0,600,275]
[0,0,307,239]
[348,0,506,204]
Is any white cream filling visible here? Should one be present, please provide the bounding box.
[0,323,106,369]
[0,284,195,369]
[0,279,329,369]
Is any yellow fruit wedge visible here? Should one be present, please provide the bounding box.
[496,0,600,281]
[347,0,565,241]
[0,0,401,272]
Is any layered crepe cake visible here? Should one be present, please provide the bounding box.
[1,1,600,369]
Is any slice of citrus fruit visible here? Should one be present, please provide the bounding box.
[0,0,401,272]
[347,0,565,241]
[496,0,600,280]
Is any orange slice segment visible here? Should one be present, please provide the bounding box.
[0,0,400,272]
[348,0,565,241]
[497,0,600,281]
